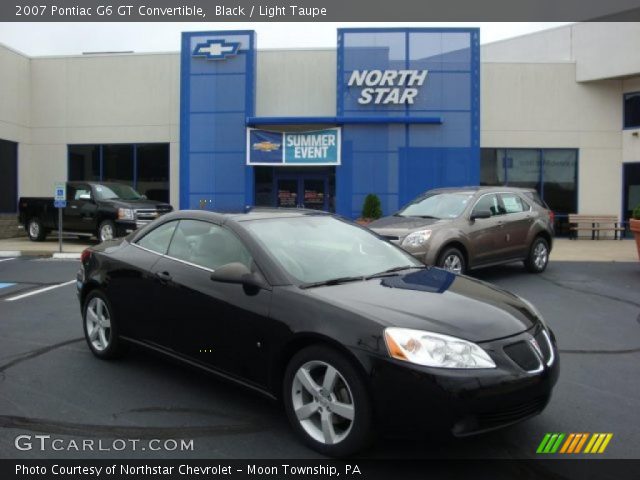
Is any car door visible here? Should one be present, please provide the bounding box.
[65,183,97,232]
[466,193,505,266]
[150,219,273,387]
[111,220,179,344]
[498,192,535,258]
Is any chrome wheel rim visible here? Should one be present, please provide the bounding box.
[291,360,355,445]
[85,297,111,351]
[100,224,114,242]
[533,242,548,270]
[443,254,463,274]
[29,221,40,238]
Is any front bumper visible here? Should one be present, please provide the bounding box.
[358,324,559,436]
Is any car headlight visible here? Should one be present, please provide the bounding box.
[117,208,135,221]
[402,229,432,247]
[384,327,496,369]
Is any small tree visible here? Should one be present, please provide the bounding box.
[361,194,383,220]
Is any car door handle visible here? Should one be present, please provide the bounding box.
[155,271,172,282]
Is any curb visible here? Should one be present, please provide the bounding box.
[0,251,22,257]
[52,253,82,259]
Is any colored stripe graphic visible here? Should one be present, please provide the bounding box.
[538,433,613,454]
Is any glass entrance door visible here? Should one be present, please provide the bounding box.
[274,174,328,210]
[623,163,640,225]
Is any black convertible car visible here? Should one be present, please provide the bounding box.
[77,209,559,456]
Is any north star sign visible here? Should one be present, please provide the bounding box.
[347,69,429,105]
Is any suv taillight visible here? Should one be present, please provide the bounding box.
[80,249,91,264]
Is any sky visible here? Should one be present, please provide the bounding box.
[0,22,572,56]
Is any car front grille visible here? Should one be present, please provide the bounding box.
[381,235,400,242]
[503,340,541,372]
[135,208,170,227]
[475,395,548,430]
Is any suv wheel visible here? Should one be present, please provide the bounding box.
[283,345,373,457]
[437,247,466,274]
[525,237,549,273]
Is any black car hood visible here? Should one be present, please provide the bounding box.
[100,199,172,210]
[308,269,537,343]
[368,215,450,231]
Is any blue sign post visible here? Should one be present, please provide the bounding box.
[54,182,66,253]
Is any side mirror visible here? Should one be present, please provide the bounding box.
[210,262,264,289]
[470,210,492,221]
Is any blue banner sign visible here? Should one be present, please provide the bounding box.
[247,128,341,166]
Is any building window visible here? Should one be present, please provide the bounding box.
[624,92,640,129]
[0,139,18,213]
[68,144,170,203]
[480,148,578,235]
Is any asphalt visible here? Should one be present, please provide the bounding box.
[0,257,638,460]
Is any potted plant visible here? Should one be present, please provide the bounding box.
[630,204,640,261]
[356,194,383,226]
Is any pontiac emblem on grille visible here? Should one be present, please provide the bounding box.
[529,337,543,358]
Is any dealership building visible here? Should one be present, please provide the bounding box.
[1,22,639,235]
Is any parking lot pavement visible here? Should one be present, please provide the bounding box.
[0,257,638,459]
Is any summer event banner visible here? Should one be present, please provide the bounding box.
[247,128,341,166]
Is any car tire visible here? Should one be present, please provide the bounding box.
[283,345,374,457]
[82,290,124,359]
[27,217,46,241]
[98,220,116,242]
[525,236,550,273]
[437,247,466,275]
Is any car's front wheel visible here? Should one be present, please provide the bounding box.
[83,290,124,359]
[525,236,550,273]
[98,220,116,242]
[283,345,373,457]
[437,247,466,274]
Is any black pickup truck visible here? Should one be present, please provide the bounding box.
[18,181,173,242]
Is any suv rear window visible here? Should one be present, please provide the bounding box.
[522,191,549,210]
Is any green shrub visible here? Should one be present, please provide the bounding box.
[361,194,383,220]
[633,204,640,220]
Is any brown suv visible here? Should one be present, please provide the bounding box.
[368,186,554,274]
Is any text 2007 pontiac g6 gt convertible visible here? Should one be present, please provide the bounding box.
[77,209,559,457]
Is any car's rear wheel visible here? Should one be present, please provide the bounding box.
[437,247,466,274]
[27,218,46,241]
[283,345,373,457]
[83,290,124,359]
[525,237,549,273]
[98,220,116,242]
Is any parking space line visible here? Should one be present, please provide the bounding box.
[0,258,16,263]
[5,280,76,302]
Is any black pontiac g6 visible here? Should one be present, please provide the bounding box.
[77,209,559,457]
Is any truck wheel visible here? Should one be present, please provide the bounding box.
[98,220,116,242]
[27,218,46,242]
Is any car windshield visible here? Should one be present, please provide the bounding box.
[244,216,422,284]
[94,184,143,201]
[397,192,473,219]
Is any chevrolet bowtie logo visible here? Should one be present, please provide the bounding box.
[252,141,281,152]
[192,39,240,60]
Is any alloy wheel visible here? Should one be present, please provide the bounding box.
[100,224,114,242]
[85,297,111,351]
[291,360,355,445]
[29,220,40,239]
[533,242,548,270]
[443,254,463,274]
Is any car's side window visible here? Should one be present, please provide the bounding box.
[136,221,178,255]
[472,194,502,216]
[500,194,529,214]
[74,186,92,201]
[167,219,253,271]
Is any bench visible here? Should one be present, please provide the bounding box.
[568,214,625,240]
